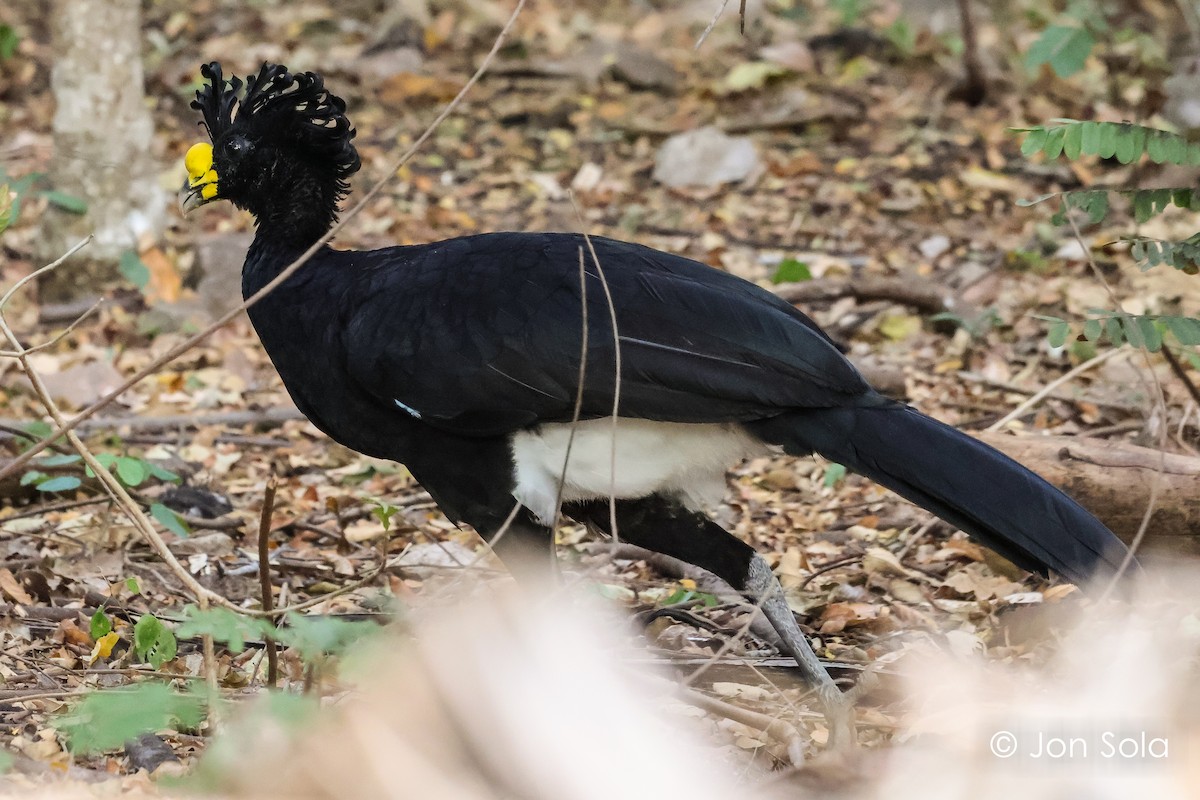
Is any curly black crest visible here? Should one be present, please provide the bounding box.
[191,61,360,181]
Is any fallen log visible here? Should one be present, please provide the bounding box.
[975,432,1200,556]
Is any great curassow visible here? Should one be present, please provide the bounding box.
[180,62,1130,743]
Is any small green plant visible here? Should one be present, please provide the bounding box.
[661,583,720,607]
[57,683,207,754]
[133,614,177,669]
[771,257,813,284]
[56,603,384,754]
[1015,119,1200,359]
[365,496,400,531]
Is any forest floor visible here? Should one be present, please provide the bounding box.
[0,0,1198,795]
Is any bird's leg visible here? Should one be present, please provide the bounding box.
[565,497,856,747]
[482,509,557,589]
[743,553,855,747]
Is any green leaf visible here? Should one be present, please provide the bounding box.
[0,24,19,61]
[1147,131,1171,164]
[20,470,47,487]
[1043,125,1067,159]
[1137,317,1162,352]
[176,606,275,653]
[276,613,381,662]
[1114,124,1147,164]
[1079,121,1101,154]
[1132,191,1154,223]
[771,258,812,284]
[1047,319,1071,348]
[58,683,205,754]
[115,456,149,487]
[1082,318,1102,341]
[125,577,142,595]
[119,250,150,290]
[41,190,87,214]
[1121,316,1145,348]
[822,463,847,488]
[90,606,113,640]
[14,420,52,450]
[1097,122,1119,159]
[1164,316,1200,346]
[37,453,81,467]
[0,184,13,236]
[133,614,177,669]
[1105,315,1125,345]
[150,503,190,537]
[1062,122,1083,159]
[724,61,790,92]
[1021,127,1048,157]
[1026,25,1095,78]
[145,462,181,483]
[36,475,81,493]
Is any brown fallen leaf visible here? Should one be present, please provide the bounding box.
[0,567,34,605]
[818,602,882,634]
[140,246,182,304]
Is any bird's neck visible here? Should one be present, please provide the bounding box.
[252,204,338,250]
[242,229,328,300]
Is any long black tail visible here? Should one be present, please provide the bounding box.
[748,402,1130,586]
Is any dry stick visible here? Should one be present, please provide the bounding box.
[695,0,732,49]
[573,205,622,545]
[954,0,986,102]
[0,0,530,486]
[0,300,102,359]
[1161,345,1200,407]
[1064,214,1167,595]
[984,347,1127,433]
[544,247,592,578]
[257,478,279,688]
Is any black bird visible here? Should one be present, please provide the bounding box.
[180,62,1129,739]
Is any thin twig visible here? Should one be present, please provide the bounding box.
[1161,345,1200,407]
[258,478,279,688]
[798,555,863,592]
[0,237,93,311]
[573,203,622,545]
[695,0,732,49]
[984,347,1126,432]
[0,300,102,358]
[0,0,529,485]
[1062,214,1166,593]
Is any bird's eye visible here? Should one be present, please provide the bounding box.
[223,137,252,156]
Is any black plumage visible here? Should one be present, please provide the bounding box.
[181,62,1131,741]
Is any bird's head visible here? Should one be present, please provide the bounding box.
[181,62,360,241]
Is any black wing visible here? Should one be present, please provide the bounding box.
[339,232,873,436]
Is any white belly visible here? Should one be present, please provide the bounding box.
[510,418,768,525]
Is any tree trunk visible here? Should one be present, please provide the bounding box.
[37,0,163,299]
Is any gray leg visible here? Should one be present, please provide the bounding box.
[566,497,856,747]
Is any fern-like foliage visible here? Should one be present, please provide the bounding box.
[1015,120,1200,166]
[1016,188,1200,238]
[1125,235,1200,275]
[1037,312,1200,352]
